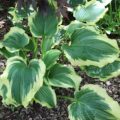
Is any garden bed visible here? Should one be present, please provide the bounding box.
[0,49,120,120]
[0,1,120,120]
[0,62,120,120]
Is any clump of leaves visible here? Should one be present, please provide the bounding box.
[0,0,120,120]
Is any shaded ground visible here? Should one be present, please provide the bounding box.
[80,71,120,103]
[0,98,70,120]
[0,2,120,120]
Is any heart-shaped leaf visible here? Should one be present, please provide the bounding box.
[62,28,119,67]
[68,85,120,120]
[3,27,29,52]
[28,8,59,37]
[0,56,46,107]
[73,0,108,23]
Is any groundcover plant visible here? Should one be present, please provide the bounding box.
[0,0,120,120]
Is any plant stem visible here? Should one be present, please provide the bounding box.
[21,49,27,60]
[33,37,38,58]
[109,3,113,24]
[57,95,75,102]
[41,35,45,57]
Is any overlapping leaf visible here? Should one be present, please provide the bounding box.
[47,64,81,90]
[42,49,61,69]
[3,27,29,52]
[84,59,120,81]
[35,85,57,108]
[62,28,119,67]
[65,20,84,37]
[73,0,109,23]
[0,56,46,107]
[68,85,120,120]
[0,48,18,58]
[41,37,55,54]
[28,8,59,37]
[41,29,65,54]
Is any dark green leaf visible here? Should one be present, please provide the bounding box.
[84,59,120,81]
[73,1,108,23]
[35,85,57,108]
[41,37,55,54]
[3,27,29,53]
[28,8,59,37]
[68,85,120,120]
[47,64,81,90]
[62,28,119,67]
[65,20,84,37]
[42,50,61,69]
[0,56,46,107]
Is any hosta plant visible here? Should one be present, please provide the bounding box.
[0,0,120,120]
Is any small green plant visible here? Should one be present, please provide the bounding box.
[0,0,120,120]
[98,0,120,36]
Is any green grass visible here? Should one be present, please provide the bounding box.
[98,0,120,36]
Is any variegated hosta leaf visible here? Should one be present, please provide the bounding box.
[0,48,18,58]
[62,28,119,67]
[65,20,84,37]
[3,27,29,53]
[73,0,109,23]
[42,50,61,69]
[28,8,59,37]
[68,85,120,120]
[84,59,120,81]
[47,64,81,91]
[0,56,46,107]
[34,85,57,108]
[41,37,55,54]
